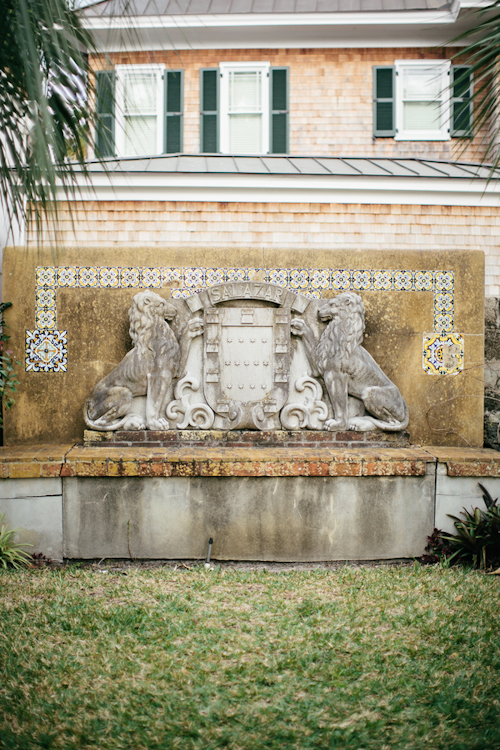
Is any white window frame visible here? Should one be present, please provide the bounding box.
[219,61,270,155]
[395,60,451,141]
[115,64,165,157]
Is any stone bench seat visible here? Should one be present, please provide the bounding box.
[1,443,500,479]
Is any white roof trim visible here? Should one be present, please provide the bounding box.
[83,4,476,50]
[84,10,460,30]
[61,170,500,208]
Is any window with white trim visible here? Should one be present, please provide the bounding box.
[373,61,471,141]
[115,65,165,157]
[219,62,270,154]
[200,65,289,154]
[395,60,450,140]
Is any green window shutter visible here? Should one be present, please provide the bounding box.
[95,70,115,157]
[451,66,473,137]
[200,68,219,153]
[373,66,395,137]
[165,70,184,153]
[270,67,289,154]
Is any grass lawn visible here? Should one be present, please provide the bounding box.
[0,563,499,750]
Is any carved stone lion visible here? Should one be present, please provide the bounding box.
[291,292,409,432]
[84,291,203,431]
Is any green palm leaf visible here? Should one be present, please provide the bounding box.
[450,2,500,168]
[0,0,99,243]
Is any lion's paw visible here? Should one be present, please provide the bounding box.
[290,319,306,337]
[122,414,147,430]
[323,419,346,432]
[147,418,170,431]
[348,417,377,432]
[187,318,204,338]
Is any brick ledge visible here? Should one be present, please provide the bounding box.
[1,444,500,479]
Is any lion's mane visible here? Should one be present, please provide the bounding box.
[316,293,365,375]
[128,291,179,367]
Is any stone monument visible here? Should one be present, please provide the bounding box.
[84,284,408,437]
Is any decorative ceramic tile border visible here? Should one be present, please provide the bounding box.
[29,266,458,374]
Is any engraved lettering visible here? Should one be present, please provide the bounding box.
[264,286,273,300]
[209,287,221,302]
[243,284,252,298]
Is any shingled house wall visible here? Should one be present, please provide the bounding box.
[48,201,500,296]
[92,47,488,162]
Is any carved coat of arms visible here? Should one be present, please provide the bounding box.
[84,281,409,434]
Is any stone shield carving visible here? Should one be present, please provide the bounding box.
[203,306,290,430]
[83,284,408,434]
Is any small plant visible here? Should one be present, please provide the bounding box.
[0,302,20,428]
[440,483,500,569]
[0,514,32,569]
[421,527,454,565]
[31,552,52,568]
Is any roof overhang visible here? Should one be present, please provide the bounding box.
[61,156,500,208]
[84,5,471,50]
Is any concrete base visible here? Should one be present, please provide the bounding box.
[0,478,63,561]
[2,444,500,562]
[63,475,434,561]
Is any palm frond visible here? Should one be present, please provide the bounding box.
[0,0,100,244]
[450,2,500,168]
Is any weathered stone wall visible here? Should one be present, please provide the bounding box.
[92,47,488,162]
[3,245,484,447]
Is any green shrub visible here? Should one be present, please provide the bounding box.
[440,483,500,569]
[0,514,32,569]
